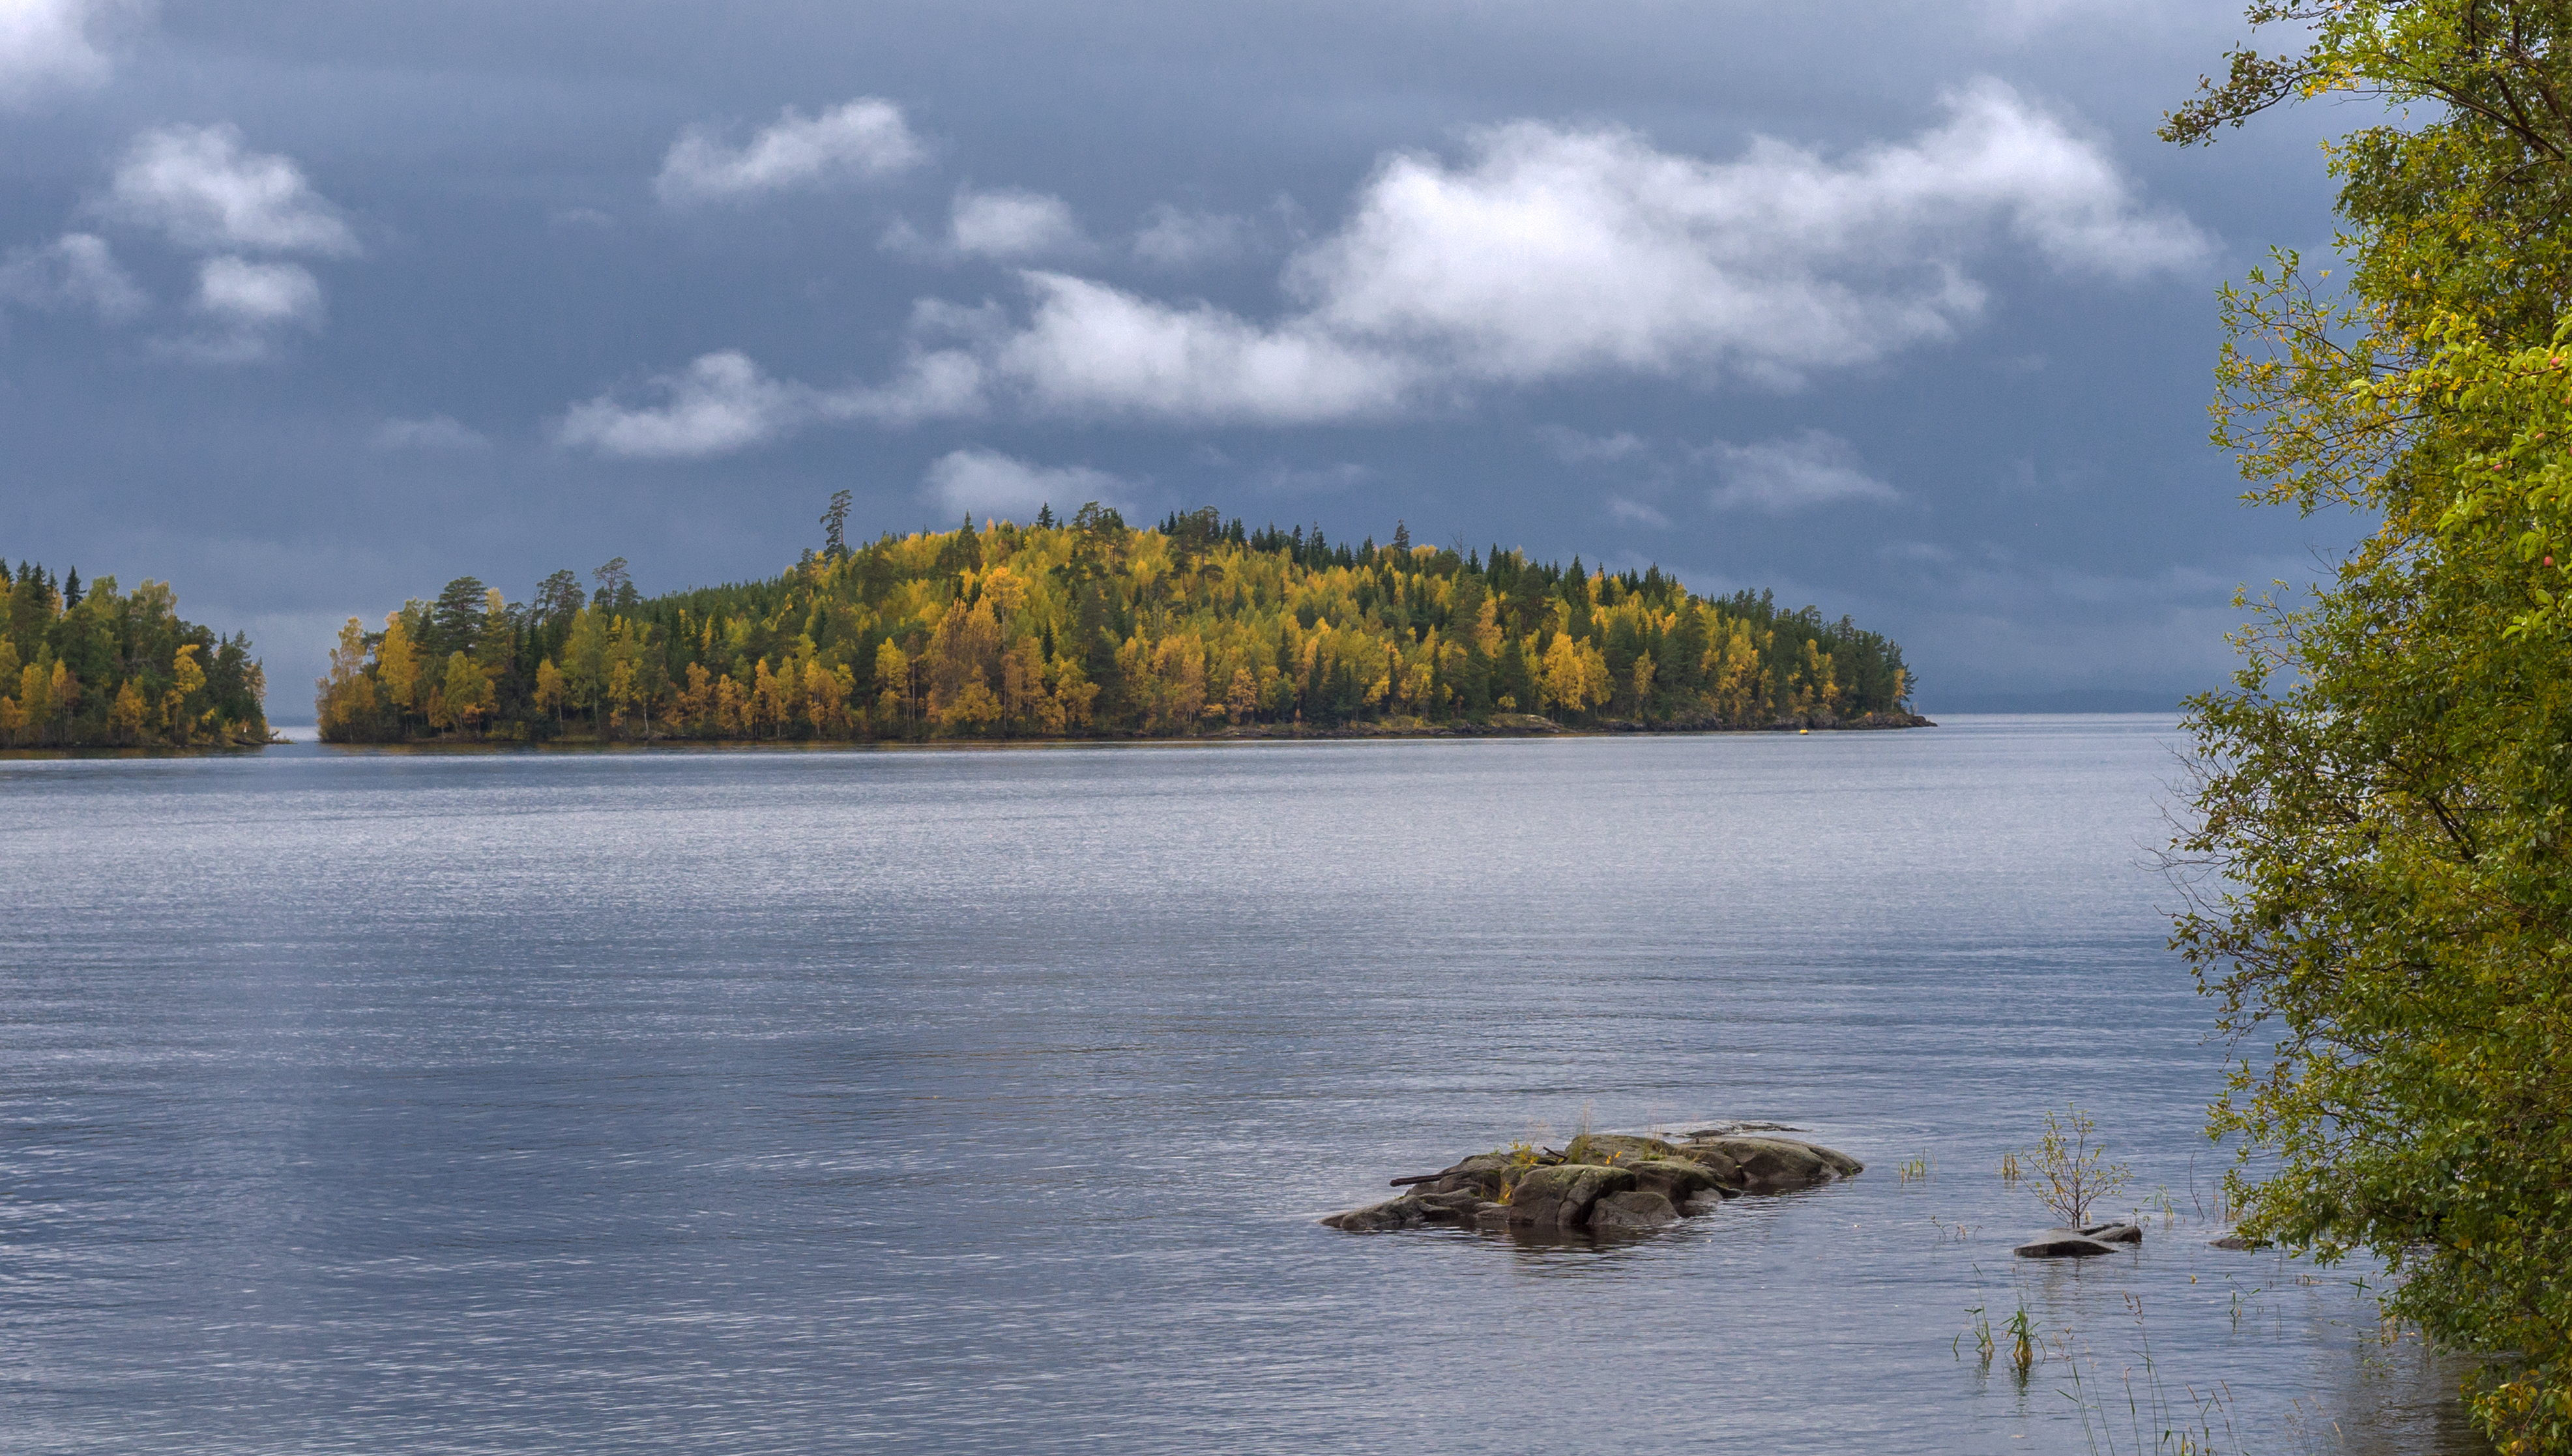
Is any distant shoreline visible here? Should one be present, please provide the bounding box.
[6,713,1947,760]
[40,712,1927,757]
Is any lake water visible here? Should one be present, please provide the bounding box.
[0,718,2486,1453]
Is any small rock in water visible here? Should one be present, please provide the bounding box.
[2079,1221,2143,1245]
[1319,1124,1862,1237]
[2208,1231,2267,1251]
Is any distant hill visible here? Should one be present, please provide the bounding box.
[319,504,1921,744]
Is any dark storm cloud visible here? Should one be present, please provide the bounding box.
[0,0,2350,714]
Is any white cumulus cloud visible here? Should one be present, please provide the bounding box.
[655,98,925,205]
[561,80,2208,452]
[555,350,805,459]
[1701,430,1899,514]
[1289,78,2204,388]
[949,188,1085,260]
[153,255,323,363]
[196,255,321,325]
[103,124,358,255]
[552,346,990,459]
[843,347,991,424]
[0,0,116,105]
[989,272,1413,422]
[0,232,145,319]
[175,255,323,360]
[922,448,1133,522]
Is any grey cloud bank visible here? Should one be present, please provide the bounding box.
[0,0,2350,715]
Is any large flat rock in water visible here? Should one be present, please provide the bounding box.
[1318,1127,1865,1234]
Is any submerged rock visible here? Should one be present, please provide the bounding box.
[2209,1231,2267,1251]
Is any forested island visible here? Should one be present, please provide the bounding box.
[0,561,271,749]
[315,505,1918,744]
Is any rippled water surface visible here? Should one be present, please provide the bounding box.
[0,719,2485,1453]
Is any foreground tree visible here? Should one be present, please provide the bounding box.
[2167,4,2572,1448]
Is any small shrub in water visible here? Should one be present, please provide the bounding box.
[2017,1105,2131,1227]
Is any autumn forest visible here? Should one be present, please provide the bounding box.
[0,561,273,749]
[314,502,1916,746]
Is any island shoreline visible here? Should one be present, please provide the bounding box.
[207,712,1938,756]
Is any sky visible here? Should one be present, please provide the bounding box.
[0,0,2360,716]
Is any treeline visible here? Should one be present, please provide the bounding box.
[2163,2,2572,1446]
[316,505,1913,744]
[0,561,271,748]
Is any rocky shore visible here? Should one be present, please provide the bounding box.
[1323,1126,1863,1236]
